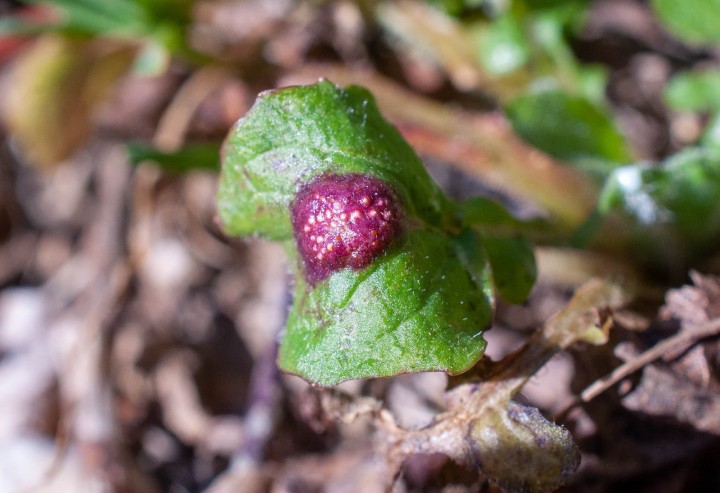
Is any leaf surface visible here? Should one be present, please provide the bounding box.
[281,229,493,386]
[652,0,720,45]
[506,89,632,169]
[218,81,452,241]
[598,147,720,271]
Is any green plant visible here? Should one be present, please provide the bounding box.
[0,0,204,168]
[217,79,638,493]
[4,0,720,491]
[407,0,720,280]
[218,81,537,386]
[3,0,200,73]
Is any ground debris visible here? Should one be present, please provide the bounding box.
[621,273,720,434]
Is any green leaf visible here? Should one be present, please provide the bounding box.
[598,147,720,272]
[218,80,453,241]
[280,228,493,387]
[25,1,195,62]
[651,0,720,45]
[457,197,538,303]
[525,0,592,10]
[575,64,609,106]
[425,0,490,18]
[30,0,149,36]
[127,142,220,172]
[458,196,550,233]
[665,69,720,112]
[505,89,632,167]
[218,81,497,386]
[483,235,536,303]
[701,112,720,149]
[474,14,530,75]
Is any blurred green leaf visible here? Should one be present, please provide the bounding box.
[651,0,720,45]
[426,0,494,18]
[22,0,196,63]
[458,197,539,303]
[574,64,608,105]
[701,112,720,149]
[131,38,170,75]
[482,235,536,303]
[474,14,530,75]
[458,194,550,238]
[598,147,720,272]
[505,89,632,168]
[525,0,592,10]
[29,0,149,36]
[528,3,605,101]
[665,69,720,112]
[127,142,220,172]
[459,196,537,230]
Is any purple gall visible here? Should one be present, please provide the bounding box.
[291,173,404,284]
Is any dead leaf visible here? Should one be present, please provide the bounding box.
[622,364,720,434]
[376,279,626,493]
[3,35,134,168]
[621,272,720,434]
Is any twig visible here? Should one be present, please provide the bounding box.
[24,145,133,492]
[153,65,231,152]
[557,316,720,418]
